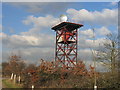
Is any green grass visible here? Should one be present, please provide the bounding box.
[2,79,22,88]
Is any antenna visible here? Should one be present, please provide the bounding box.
[92,27,97,90]
[88,24,97,90]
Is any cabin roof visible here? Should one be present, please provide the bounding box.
[51,22,83,31]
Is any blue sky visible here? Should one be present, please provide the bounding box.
[2,2,117,35]
[1,2,118,71]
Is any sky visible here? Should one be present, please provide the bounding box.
[1,2,118,71]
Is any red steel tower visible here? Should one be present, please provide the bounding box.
[52,22,83,67]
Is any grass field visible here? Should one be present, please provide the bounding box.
[2,79,22,88]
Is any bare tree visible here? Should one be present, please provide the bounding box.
[97,33,118,73]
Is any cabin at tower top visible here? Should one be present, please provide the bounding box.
[52,22,83,44]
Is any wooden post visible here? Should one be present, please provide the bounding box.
[94,85,97,90]
[13,74,16,83]
[18,76,21,84]
[32,85,34,90]
[10,73,13,80]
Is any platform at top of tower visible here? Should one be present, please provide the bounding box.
[51,22,83,31]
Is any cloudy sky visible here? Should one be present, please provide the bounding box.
[1,2,118,71]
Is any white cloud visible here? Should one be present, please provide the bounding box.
[23,15,59,27]
[78,26,111,49]
[67,8,118,26]
[1,32,55,62]
[0,32,7,38]
[79,26,111,38]
[1,33,55,48]
[2,45,54,63]
[79,29,94,38]
[22,15,59,35]
[78,37,107,49]
[22,35,39,45]
[96,26,111,36]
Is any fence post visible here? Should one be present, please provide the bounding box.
[13,74,16,83]
[32,85,34,90]
[10,73,13,80]
[18,75,21,84]
[94,85,97,90]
